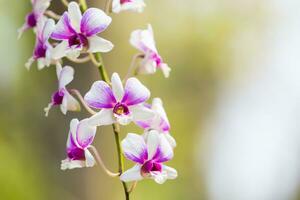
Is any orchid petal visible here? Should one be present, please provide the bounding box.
[51,12,75,40]
[120,165,143,182]
[164,133,177,148]
[122,133,148,164]
[115,114,133,126]
[76,119,97,148]
[68,2,82,32]
[111,73,124,102]
[84,149,96,167]
[87,36,114,53]
[84,81,116,109]
[51,40,69,59]
[63,91,81,112]
[88,109,115,126]
[146,130,173,162]
[131,104,155,122]
[162,165,178,180]
[121,77,150,106]
[81,8,111,37]
[33,0,51,13]
[61,158,85,170]
[58,66,74,88]
[160,63,171,78]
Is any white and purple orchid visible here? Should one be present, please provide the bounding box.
[26,18,55,70]
[44,63,80,116]
[18,0,51,39]
[137,98,176,148]
[121,130,177,184]
[61,118,97,170]
[50,2,113,60]
[112,0,145,13]
[130,24,171,78]
[84,73,154,126]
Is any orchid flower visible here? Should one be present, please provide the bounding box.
[61,118,97,170]
[130,24,171,78]
[112,0,145,13]
[137,98,176,148]
[26,18,55,70]
[50,2,113,60]
[121,130,177,184]
[18,0,51,39]
[84,73,154,126]
[44,63,80,116]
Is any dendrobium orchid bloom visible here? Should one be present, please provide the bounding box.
[130,24,171,78]
[26,18,55,70]
[84,73,154,126]
[61,118,97,170]
[112,0,145,13]
[121,130,177,184]
[137,98,176,148]
[50,2,113,60]
[44,64,80,116]
[18,0,51,39]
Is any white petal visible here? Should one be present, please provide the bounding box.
[68,2,82,32]
[111,73,124,102]
[61,158,85,170]
[160,63,171,78]
[25,57,34,70]
[44,102,53,117]
[122,133,147,163]
[64,92,81,112]
[138,59,157,75]
[70,118,80,147]
[164,133,177,148]
[88,36,114,53]
[51,41,68,60]
[115,114,133,126]
[85,149,96,167]
[37,58,47,70]
[41,18,55,41]
[66,46,81,59]
[33,0,51,13]
[60,95,68,115]
[151,171,168,184]
[120,165,143,182]
[58,65,74,88]
[162,165,178,180]
[146,130,160,160]
[131,104,155,121]
[76,119,97,148]
[87,109,115,126]
[56,62,62,78]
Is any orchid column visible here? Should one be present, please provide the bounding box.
[19,0,177,200]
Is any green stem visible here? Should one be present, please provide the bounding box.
[95,53,110,82]
[79,0,87,11]
[113,124,130,200]
[80,1,130,199]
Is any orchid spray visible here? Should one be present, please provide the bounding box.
[19,0,177,199]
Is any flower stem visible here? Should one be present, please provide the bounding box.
[113,124,130,200]
[79,1,130,199]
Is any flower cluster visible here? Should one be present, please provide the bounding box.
[20,0,177,197]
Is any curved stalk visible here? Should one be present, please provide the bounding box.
[67,55,91,63]
[89,145,120,177]
[124,53,144,80]
[61,0,69,7]
[45,10,61,20]
[69,89,97,115]
[105,0,113,14]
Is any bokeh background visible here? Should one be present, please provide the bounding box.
[1,0,300,200]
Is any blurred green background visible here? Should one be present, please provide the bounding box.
[0,0,270,199]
